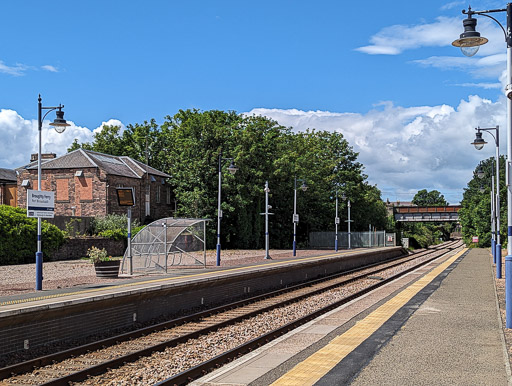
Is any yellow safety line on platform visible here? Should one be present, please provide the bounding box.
[271,247,467,386]
[0,249,369,307]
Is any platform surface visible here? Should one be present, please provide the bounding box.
[195,247,511,385]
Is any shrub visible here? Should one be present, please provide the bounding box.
[91,214,140,234]
[86,246,110,263]
[92,214,144,241]
[0,205,66,265]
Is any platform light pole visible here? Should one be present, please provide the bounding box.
[342,193,353,249]
[216,152,238,267]
[453,4,512,327]
[262,181,272,259]
[292,177,307,256]
[36,95,70,290]
[335,190,340,252]
[472,126,501,278]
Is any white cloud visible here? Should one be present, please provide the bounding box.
[441,1,465,11]
[455,82,501,89]
[247,95,505,204]
[0,60,60,76]
[0,61,28,76]
[355,17,461,55]
[92,119,126,135]
[41,65,58,73]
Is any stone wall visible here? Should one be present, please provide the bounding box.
[50,237,126,261]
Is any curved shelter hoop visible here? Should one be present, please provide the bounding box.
[120,218,209,274]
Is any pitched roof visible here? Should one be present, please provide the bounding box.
[0,168,16,183]
[22,150,170,179]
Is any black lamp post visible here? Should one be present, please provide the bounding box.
[36,95,70,290]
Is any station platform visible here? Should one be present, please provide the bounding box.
[194,248,512,385]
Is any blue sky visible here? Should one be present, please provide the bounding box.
[0,1,509,204]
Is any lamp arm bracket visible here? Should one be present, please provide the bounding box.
[479,128,497,141]
[463,8,507,40]
[41,107,58,122]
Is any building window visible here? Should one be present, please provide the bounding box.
[166,187,171,205]
[156,186,161,203]
[56,179,69,201]
[78,177,93,201]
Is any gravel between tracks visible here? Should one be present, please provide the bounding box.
[0,249,326,297]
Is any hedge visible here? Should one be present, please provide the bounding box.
[0,205,66,265]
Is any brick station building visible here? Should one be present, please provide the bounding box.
[16,149,173,223]
[0,168,17,207]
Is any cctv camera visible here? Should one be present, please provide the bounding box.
[506,84,512,100]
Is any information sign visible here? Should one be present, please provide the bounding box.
[27,190,55,218]
[472,236,479,243]
[116,188,135,206]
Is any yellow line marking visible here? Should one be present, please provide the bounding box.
[271,248,467,386]
[0,249,369,308]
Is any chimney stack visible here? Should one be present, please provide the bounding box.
[30,153,57,162]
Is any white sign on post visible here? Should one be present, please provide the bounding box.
[27,190,55,218]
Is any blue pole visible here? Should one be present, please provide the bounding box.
[492,238,496,264]
[293,239,296,256]
[506,253,512,326]
[36,251,43,290]
[216,243,221,266]
[497,244,502,279]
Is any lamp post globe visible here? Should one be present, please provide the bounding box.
[471,131,487,150]
[452,11,488,57]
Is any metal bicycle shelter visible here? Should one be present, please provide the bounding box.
[120,218,209,274]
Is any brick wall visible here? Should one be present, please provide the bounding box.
[50,237,126,260]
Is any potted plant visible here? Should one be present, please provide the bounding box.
[87,246,120,278]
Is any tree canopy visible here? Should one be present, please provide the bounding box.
[411,189,448,206]
[68,109,390,249]
[458,157,506,247]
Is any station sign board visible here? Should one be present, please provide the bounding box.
[116,187,135,206]
[27,190,55,218]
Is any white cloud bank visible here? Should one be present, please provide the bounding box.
[247,95,506,204]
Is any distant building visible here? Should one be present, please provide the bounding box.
[16,150,173,223]
[0,168,17,207]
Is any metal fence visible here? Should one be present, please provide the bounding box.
[309,231,395,249]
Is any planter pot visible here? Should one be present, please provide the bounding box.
[94,260,121,278]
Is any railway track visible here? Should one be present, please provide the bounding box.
[0,240,463,385]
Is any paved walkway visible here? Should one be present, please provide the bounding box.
[350,247,510,385]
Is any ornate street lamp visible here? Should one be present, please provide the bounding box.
[454,4,512,327]
[472,127,501,275]
[216,152,238,266]
[36,95,70,290]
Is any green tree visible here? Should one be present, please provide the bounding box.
[459,157,506,247]
[69,109,390,249]
[412,189,448,206]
